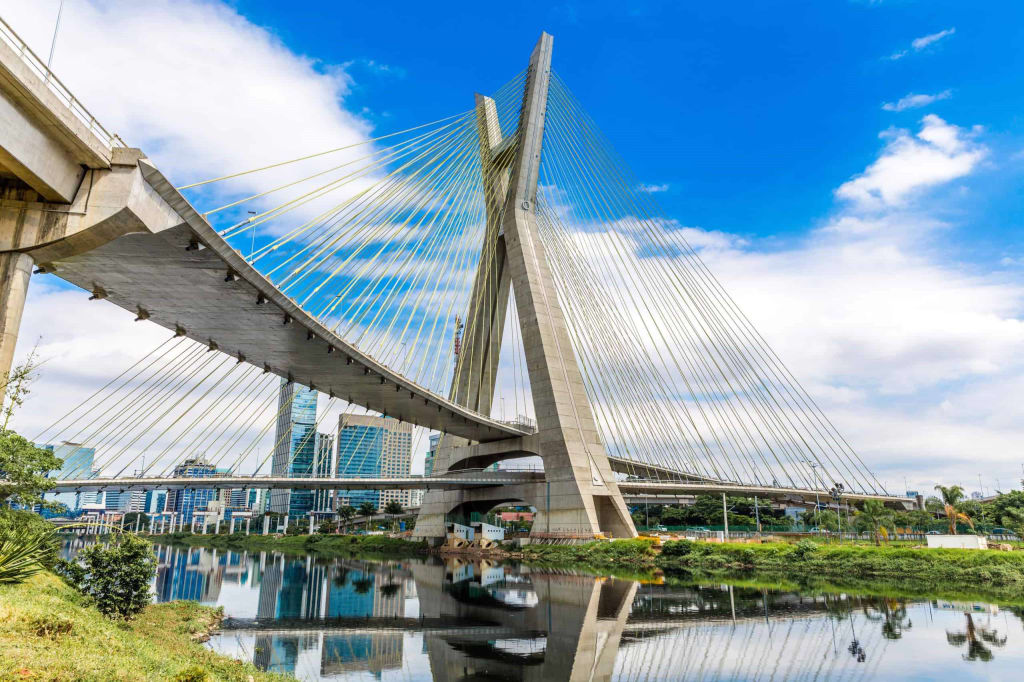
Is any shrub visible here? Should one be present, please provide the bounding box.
[56,533,156,619]
[0,513,58,584]
[660,540,695,557]
[0,509,59,569]
[792,539,818,560]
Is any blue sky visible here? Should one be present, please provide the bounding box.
[3,0,1024,494]
[235,0,1023,254]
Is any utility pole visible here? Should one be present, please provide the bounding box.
[722,493,729,540]
[754,496,761,535]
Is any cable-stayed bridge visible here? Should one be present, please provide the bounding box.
[0,16,911,541]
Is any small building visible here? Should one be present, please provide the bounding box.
[926,534,988,550]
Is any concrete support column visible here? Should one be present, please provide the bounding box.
[245,518,251,535]
[214,518,221,535]
[283,515,289,533]
[262,515,269,535]
[0,247,33,378]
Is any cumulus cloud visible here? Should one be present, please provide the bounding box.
[835,115,986,209]
[637,183,669,193]
[0,0,372,187]
[882,90,952,112]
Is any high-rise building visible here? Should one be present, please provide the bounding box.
[38,442,95,510]
[166,458,217,524]
[104,490,131,511]
[269,379,318,517]
[313,432,335,514]
[335,415,414,510]
[144,490,167,514]
[424,433,439,477]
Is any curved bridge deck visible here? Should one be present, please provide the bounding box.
[43,160,530,443]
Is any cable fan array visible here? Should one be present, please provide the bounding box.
[178,73,531,403]
[33,336,426,484]
[534,72,885,495]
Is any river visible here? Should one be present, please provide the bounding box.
[113,543,1024,679]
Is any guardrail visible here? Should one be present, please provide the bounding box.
[0,14,124,148]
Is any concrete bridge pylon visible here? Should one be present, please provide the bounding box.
[414,33,637,542]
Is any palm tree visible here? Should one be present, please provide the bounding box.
[856,500,894,546]
[384,501,404,532]
[934,485,975,535]
[946,613,1007,662]
[338,505,357,533]
[358,501,377,530]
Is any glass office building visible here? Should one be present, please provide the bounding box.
[166,458,217,524]
[269,379,319,517]
[335,415,414,510]
[335,415,385,510]
[37,442,95,510]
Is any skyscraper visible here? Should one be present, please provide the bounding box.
[313,432,335,514]
[269,379,319,517]
[424,433,439,477]
[335,415,414,509]
[38,442,95,510]
[166,458,216,524]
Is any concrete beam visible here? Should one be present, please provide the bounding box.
[0,31,111,202]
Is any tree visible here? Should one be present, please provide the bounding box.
[855,500,894,546]
[384,501,403,531]
[338,505,357,531]
[317,520,338,534]
[934,485,975,535]
[122,512,150,531]
[56,534,156,619]
[1001,507,1024,538]
[0,351,64,509]
[358,501,377,529]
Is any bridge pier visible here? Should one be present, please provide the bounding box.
[415,33,635,543]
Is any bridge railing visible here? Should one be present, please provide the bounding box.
[0,14,124,149]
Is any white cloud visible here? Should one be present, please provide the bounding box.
[637,183,669,193]
[0,0,372,186]
[887,27,955,60]
[912,27,956,50]
[835,115,986,209]
[882,89,952,112]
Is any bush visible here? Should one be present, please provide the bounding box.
[0,509,59,569]
[792,539,818,560]
[660,540,695,557]
[0,511,58,584]
[56,533,156,619]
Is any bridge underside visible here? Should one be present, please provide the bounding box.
[31,161,528,444]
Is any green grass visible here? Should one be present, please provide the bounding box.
[658,540,1024,589]
[0,572,288,681]
[163,531,428,558]
[510,538,659,573]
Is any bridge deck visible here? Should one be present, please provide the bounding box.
[45,160,530,443]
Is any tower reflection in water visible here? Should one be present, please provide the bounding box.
[150,545,1023,681]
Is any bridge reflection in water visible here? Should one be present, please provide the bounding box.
[139,545,1024,681]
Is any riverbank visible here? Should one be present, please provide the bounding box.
[658,539,1024,591]
[0,572,286,681]
[162,530,429,557]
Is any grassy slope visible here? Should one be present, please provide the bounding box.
[0,573,287,682]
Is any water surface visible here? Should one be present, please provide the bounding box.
[129,544,1024,680]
